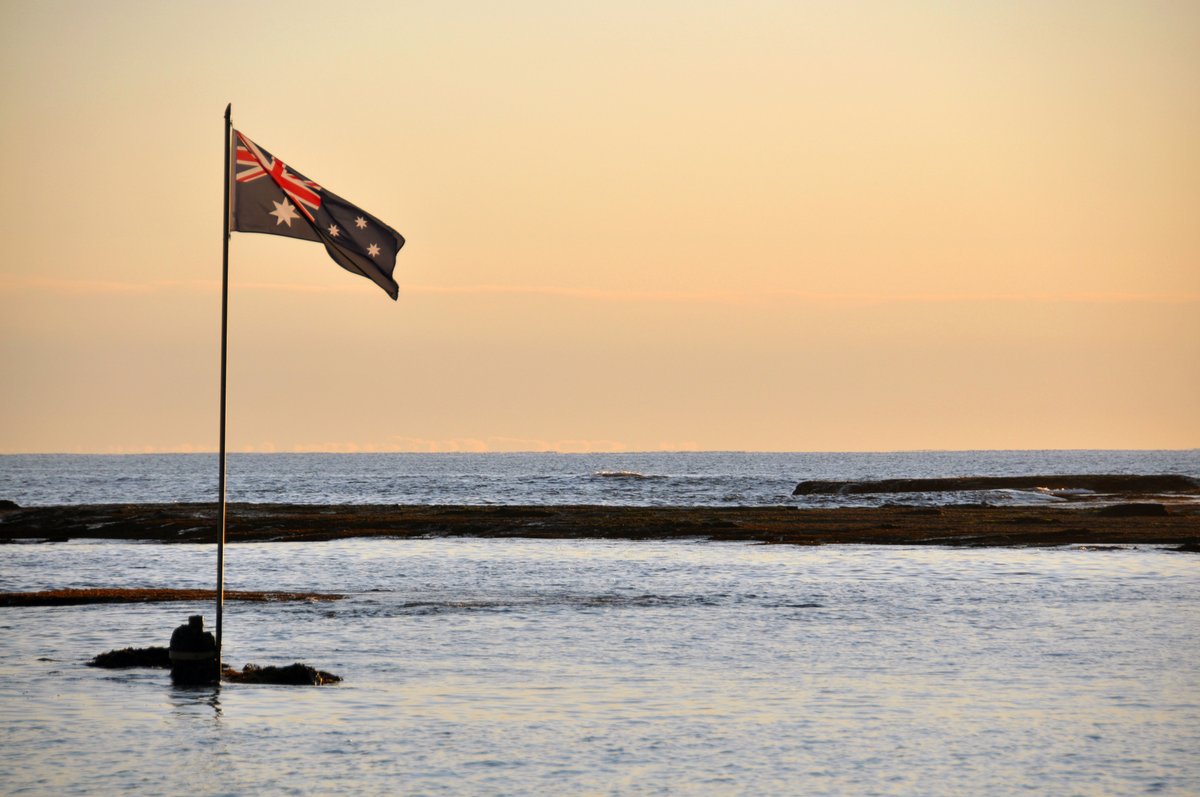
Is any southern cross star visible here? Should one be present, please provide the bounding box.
[270,199,300,227]
[367,243,381,258]
[328,224,340,238]
[355,216,368,230]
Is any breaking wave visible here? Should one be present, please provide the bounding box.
[591,470,663,480]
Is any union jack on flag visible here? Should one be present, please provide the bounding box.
[235,134,323,221]
[229,130,405,300]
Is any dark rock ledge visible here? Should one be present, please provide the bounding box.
[2,503,1198,548]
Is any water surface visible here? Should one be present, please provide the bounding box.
[2,538,1197,795]
[3,450,1198,507]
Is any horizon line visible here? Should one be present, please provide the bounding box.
[3,447,1197,456]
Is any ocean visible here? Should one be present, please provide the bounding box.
[2,451,1198,795]
[2,450,1199,507]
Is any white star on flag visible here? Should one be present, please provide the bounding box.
[355,217,368,230]
[328,224,340,238]
[270,199,300,227]
[367,243,381,258]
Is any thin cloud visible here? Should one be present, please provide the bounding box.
[403,284,1200,306]
[2,275,1197,306]
[282,436,634,453]
[284,438,492,453]
[398,283,740,304]
[482,436,630,453]
[771,288,1200,306]
[62,438,684,454]
[0,276,158,296]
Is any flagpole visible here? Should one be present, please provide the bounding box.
[216,102,231,681]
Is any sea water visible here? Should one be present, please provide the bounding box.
[2,450,1199,507]
[3,452,1199,794]
[2,538,1198,796]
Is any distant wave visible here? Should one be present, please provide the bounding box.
[591,470,664,481]
[363,593,712,617]
[792,474,1200,496]
[1033,487,1095,496]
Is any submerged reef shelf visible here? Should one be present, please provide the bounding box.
[1,502,1198,549]
[2,588,343,607]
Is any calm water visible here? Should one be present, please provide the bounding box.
[2,538,1198,795]
[2,450,1199,507]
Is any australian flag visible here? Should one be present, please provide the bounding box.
[230,130,404,299]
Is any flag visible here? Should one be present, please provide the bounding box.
[230,130,405,299]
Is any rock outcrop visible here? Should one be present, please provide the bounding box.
[89,646,172,668]
[223,663,341,685]
[792,474,1200,496]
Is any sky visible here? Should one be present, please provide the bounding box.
[0,0,1197,453]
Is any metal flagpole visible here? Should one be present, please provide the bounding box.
[216,103,232,681]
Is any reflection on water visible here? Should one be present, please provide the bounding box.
[168,684,222,718]
[2,538,1198,796]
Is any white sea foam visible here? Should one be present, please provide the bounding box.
[590,469,658,480]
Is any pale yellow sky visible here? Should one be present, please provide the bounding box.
[1,0,1197,453]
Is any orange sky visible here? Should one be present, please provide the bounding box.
[1,0,1197,453]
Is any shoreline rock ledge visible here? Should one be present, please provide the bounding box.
[792,474,1200,496]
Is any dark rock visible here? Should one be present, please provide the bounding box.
[1095,503,1169,517]
[5,503,1198,549]
[881,505,943,515]
[224,662,341,686]
[0,499,19,510]
[86,645,341,685]
[793,475,1200,496]
[1172,542,1200,553]
[89,646,171,668]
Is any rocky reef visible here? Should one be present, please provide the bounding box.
[223,663,341,686]
[2,588,343,607]
[88,646,340,685]
[792,474,1200,496]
